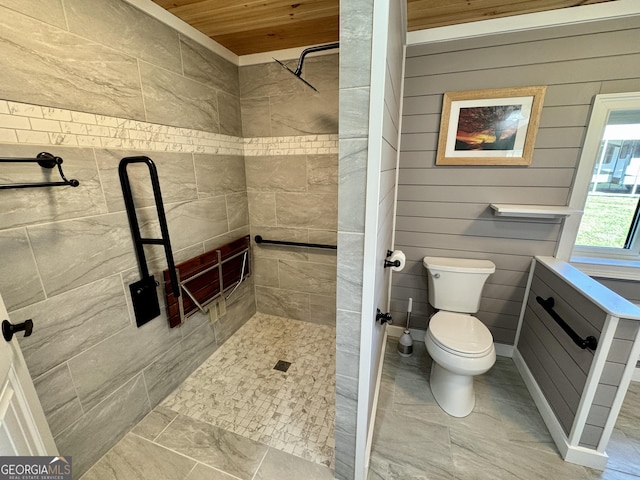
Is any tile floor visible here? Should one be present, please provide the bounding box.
[80,320,639,480]
[80,313,336,480]
[368,337,640,480]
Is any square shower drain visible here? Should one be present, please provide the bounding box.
[273,360,292,372]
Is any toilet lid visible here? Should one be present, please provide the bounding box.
[429,311,493,356]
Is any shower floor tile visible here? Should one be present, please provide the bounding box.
[162,313,336,468]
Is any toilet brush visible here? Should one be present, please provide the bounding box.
[397,297,414,357]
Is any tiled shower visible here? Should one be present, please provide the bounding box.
[0,0,338,477]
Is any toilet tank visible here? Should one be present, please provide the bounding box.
[423,256,495,313]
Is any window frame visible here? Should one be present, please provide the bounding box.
[557,91,640,280]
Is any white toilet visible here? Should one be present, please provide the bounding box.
[423,256,496,417]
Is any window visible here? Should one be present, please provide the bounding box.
[558,92,640,279]
[575,113,640,254]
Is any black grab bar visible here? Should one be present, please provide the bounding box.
[119,156,180,327]
[535,296,598,350]
[254,235,336,250]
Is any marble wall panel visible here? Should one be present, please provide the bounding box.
[27,212,136,296]
[165,196,230,251]
[307,154,339,193]
[214,278,257,345]
[14,275,130,378]
[54,374,151,478]
[337,232,365,313]
[253,256,279,287]
[96,149,197,212]
[339,87,371,139]
[240,97,271,138]
[0,0,66,28]
[203,226,250,252]
[226,192,249,231]
[335,374,358,478]
[240,62,311,99]
[0,6,145,120]
[143,320,218,407]
[309,229,338,245]
[139,62,219,132]
[338,139,368,233]
[307,247,338,266]
[194,154,246,197]
[134,196,229,252]
[247,192,277,227]
[340,0,374,89]
[180,36,239,97]
[33,364,83,436]
[303,54,340,94]
[245,156,307,192]
[64,0,182,74]
[255,286,309,322]
[0,144,107,229]
[310,294,337,327]
[278,260,336,295]
[218,92,243,137]
[0,229,45,311]
[276,193,337,230]
[336,310,361,379]
[270,92,339,136]
[67,313,181,411]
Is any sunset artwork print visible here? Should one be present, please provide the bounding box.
[435,86,546,166]
[455,105,522,151]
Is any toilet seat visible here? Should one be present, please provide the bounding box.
[428,311,494,358]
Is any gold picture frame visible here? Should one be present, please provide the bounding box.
[435,86,546,166]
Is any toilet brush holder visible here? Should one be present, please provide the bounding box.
[398,329,413,357]
[397,300,413,357]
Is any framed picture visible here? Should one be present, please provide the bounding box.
[435,86,546,166]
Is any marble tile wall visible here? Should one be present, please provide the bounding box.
[0,0,240,134]
[0,126,254,476]
[1,1,341,476]
[240,54,339,138]
[336,1,375,479]
[241,59,339,328]
[0,81,339,480]
[0,9,252,469]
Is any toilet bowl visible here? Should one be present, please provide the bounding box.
[425,311,496,417]
[422,256,496,417]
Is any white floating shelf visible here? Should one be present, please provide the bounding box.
[490,204,580,219]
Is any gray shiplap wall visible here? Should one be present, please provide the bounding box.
[393,16,640,345]
[595,277,640,369]
[518,259,639,449]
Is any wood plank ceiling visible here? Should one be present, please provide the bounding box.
[152,0,617,56]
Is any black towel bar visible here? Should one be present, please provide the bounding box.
[535,296,598,350]
[0,152,80,189]
[254,235,336,250]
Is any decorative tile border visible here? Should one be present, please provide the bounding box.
[0,100,338,156]
[243,135,338,156]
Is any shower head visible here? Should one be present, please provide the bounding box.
[274,42,339,93]
[274,57,319,92]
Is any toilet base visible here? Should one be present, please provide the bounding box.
[430,362,475,417]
